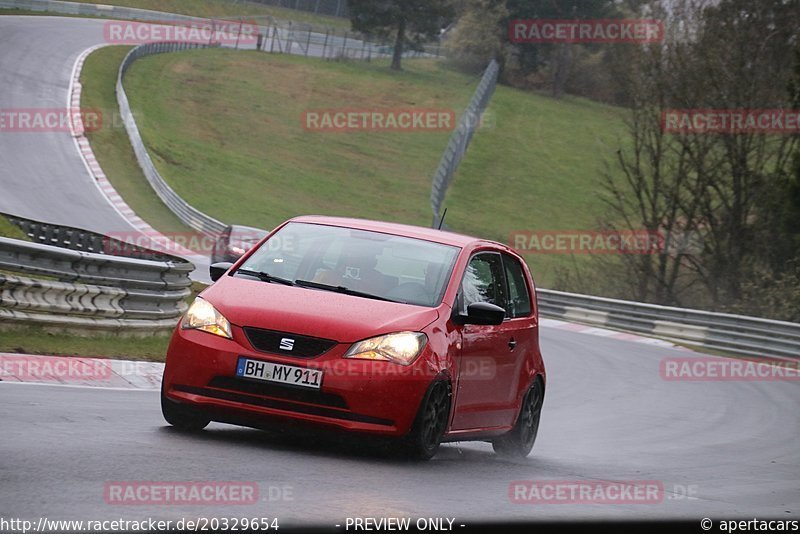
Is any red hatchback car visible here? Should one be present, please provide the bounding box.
[162,216,546,459]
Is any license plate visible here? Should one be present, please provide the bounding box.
[236,357,323,390]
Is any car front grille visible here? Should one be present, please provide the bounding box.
[243,327,337,358]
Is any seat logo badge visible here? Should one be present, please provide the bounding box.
[279,338,295,351]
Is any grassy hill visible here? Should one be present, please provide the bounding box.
[83,47,628,287]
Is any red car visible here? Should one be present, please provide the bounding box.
[162,216,546,460]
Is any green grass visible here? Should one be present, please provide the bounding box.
[118,49,628,286]
[123,50,478,229]
[81,46,193,234]
[446,87,628,284]
[0,0,349,30]
[0,216,29,240]
[0,328,171,361]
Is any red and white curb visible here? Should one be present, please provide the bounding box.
[0,353,163,390]
[68,45,204,261]
[539,317,690,350]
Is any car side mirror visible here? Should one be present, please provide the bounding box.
[455,302,506,326]
[210,262,234,282]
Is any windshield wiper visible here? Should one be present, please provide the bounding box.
[294,279,398,303]
[235,269,295,286]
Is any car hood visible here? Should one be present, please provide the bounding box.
[201,276,441,343]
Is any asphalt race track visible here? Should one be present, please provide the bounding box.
[0,16,216,280]
[0,17,135,232]
[1,328,798,525]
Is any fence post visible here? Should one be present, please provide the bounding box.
[305,28,312,57]
[341,31,348,57]
[322,29,329,59]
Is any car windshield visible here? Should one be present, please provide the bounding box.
[237,222,460,307]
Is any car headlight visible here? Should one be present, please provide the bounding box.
[344,332,427,366]
[182,297,232,339]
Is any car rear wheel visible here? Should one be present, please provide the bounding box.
[492,378,543,459]
[161,388,210,432]
[402,381,451,460]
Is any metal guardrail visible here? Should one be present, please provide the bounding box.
[0,216,193,333]
[430,59,499,226]
[4,212,177,261]
[117,41,228,238]
[538,289,800,360]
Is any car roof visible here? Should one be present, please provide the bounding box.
[288,215,499,249]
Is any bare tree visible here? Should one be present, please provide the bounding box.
[602,9,705,305]
[603,0,800,316]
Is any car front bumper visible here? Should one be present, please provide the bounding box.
[163,326,439,437]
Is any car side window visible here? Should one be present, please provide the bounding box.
[502,254,532,318]
[461,253,507,315]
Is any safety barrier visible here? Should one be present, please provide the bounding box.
[430,59,499,226]
[537,289,800,360]
[0,216,193,333]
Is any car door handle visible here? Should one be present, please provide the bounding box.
[508,338,517,350]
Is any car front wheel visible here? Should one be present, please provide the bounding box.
[161,387,210,432]
[492,378,543,459]
[402,381,451,460]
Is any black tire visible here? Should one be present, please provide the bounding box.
[492,378,543,459]
[402,381,451,460]
[161,388,210,432]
